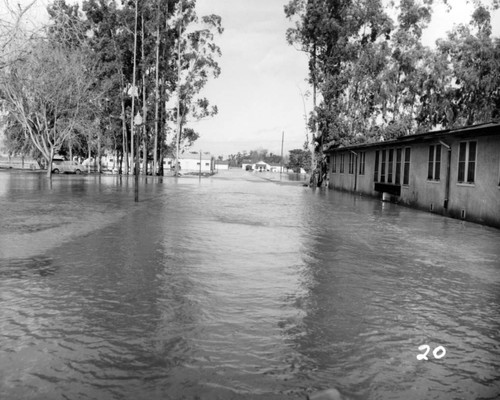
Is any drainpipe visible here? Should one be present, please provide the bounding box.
[440,140,451,210]
[350,150,358,192]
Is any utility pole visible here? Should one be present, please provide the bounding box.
[280,131,284,179]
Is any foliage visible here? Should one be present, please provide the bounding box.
[285,0,500,173]
[418,6,500,128]
[287,148,311,173]
[0,0,223,176]
[0,39,96,176]
[226,148,284,167]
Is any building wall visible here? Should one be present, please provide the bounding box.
[328,129,500,228]
[215,162,229,170]
[447,135,500,227]
[398,142,445,212]
[181,158,212,172]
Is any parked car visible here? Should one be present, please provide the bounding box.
[51,159,83,174]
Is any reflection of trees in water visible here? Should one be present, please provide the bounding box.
[276,193,396,396]
[280,189,500,399]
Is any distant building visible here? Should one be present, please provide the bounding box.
[325,122,500,228]
[241,161,284,173]
[164,152,214,173]
[215,160,229,170]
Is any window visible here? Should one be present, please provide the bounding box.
[332,153,337,173]
[457,141,476,184]
[359,152,365,175]
[388,149,394,183]
[403,147,411,185]
[427,144,441,181]
[348,153,355,174]
[340,153,345,173]
[380,150,386,183]
[374,151,379,182]
[395,148,402,185]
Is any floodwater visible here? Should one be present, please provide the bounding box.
[0,169,499,400]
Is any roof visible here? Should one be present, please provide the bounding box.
[178,152,212,161]
[324,122,500,153]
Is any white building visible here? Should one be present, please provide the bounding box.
[215,160,230,170]
[242,161,284,172]
[164,152,214,173]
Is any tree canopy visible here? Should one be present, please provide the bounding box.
[285,0,500,179]
[0,0,223,176]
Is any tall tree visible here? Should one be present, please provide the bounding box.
[285,0,500,187]
[172,0,223,174]
[285,0,392,184]
[419,4,500,127]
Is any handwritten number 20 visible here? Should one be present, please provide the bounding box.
[417,345,446,360]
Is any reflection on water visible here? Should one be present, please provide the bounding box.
[0,170,499,400]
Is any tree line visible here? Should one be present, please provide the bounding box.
[285,0,500,185]
[0,0,222,177]
[222,148,311,173]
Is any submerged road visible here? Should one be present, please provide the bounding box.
[1,170,499,399]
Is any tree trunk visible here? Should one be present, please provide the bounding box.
[310,42,317,187]
[153,0,161,176]
[175,3,182,176]
[98,128,101,174]
[47,146,54,179]
[87,138,91,174]
[131,0,139,176]
[141,13,147,176]
[121,97,128,175]
[119,147,123,175]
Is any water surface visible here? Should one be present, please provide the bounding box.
[1,170,499,400]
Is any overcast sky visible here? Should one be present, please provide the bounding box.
[14,0,500,158]
[194,0,500,158]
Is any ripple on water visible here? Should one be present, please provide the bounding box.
[0,172,499,400]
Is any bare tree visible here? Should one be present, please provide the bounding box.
[0,0,39,69]
[0,39,96,177]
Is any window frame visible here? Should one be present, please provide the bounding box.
[395,148,402,185]
[457,141,477,184]
[403,147,411,185]
[359,152,365,175]
[348,152,355,174]
[374,150,379,182]
[380,149,386,183]
[427,144,441,181]
[388,149,394,183]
